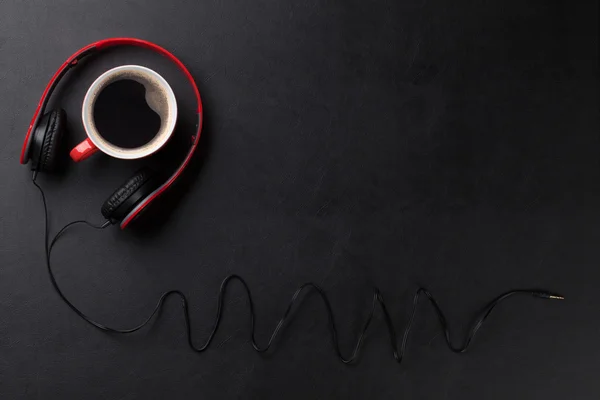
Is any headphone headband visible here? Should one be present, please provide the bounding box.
[21,38,203,229]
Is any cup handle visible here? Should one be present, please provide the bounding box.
[70,138,100,162]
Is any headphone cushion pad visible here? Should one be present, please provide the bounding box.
[38,109,67,172]
[101,167,156,220]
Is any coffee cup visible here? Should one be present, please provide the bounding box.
[70,65,178,162]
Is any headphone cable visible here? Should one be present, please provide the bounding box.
[33,178,564,364]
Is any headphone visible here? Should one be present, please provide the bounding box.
[20,38,203,229]
[20,39,564,366]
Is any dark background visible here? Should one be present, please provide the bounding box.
[1,0,598,398]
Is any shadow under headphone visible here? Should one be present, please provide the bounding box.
[20,38,203,229]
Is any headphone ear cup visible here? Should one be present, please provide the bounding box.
[101,167,161,223]
[31,109,67,172]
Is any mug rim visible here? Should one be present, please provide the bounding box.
[81,65,178,160]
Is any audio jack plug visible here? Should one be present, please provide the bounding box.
[531,292,565,300]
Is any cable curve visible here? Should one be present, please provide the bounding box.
[34,179,563,365]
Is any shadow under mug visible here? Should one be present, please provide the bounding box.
[70,65,178,162]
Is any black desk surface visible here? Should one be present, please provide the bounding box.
[1,0,597,398]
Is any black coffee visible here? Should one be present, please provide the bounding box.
[93,80,162,149]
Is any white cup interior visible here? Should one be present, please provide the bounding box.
[82,65,178,159]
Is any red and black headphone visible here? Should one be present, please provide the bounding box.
[20,38,203,229]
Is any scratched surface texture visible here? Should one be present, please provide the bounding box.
[0,0,598,399]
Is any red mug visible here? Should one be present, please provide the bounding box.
[70,65,177,162]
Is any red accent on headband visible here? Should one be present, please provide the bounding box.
[21,38,203,229]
